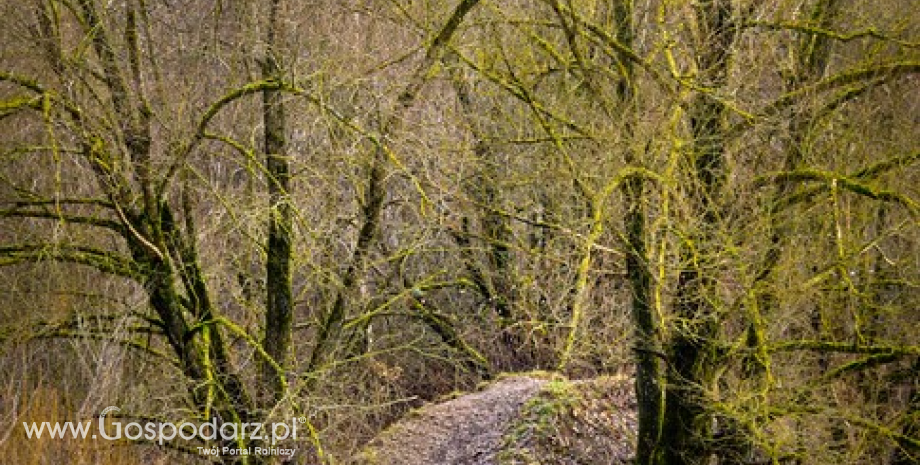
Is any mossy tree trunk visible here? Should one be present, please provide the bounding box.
[606,1,665,464]
[662,1,735,463]
[10,2,279,462]
[260,0,293,407]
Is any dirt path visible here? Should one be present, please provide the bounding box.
[353,376,548,465]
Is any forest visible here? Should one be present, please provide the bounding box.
[0,0,917,464]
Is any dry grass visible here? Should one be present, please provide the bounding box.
[0,385,151,465]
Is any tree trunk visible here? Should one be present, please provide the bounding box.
[662,1,734,463]
[260,0,293,406]
[604,1,666,463]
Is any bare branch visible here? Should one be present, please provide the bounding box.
[756,163,920,217]
[157,79,291,199]
[769,340,920,356]
[0,243,143,280]
[744,20,920,47]
[0,209,125,234]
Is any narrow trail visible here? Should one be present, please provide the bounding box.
[354,376,547,465]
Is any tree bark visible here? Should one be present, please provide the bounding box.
[605,1,665,463]
[662,1,734,464]
[260,0,293,406]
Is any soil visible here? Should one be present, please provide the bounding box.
[351,373,637,465]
